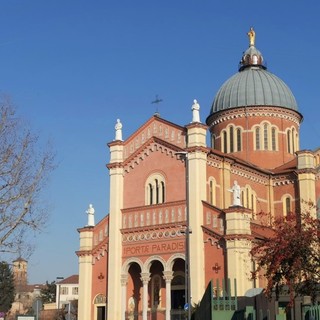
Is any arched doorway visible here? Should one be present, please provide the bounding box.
[149,260,165,319]
[94,294,107,320]
[171,258,186,319]
[127,262,142,320]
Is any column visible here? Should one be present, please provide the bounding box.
[141,273,150,320]
[163,271,173,320]
[77,227,94,320]
[297,151,316,217]
[107,140,124,320]
[121,274,128,320]
[225,206,253,296]
[186,122,208,303]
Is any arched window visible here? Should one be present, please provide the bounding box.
[271,127,276,151]
[161,181,165,203]
[146,174,166,205]
[236,128,241,151]
[292,128,295,153]
[223,131,227,153]
[242,185,257,214]
[263,123,268,150]
[282,195,292,216]
[286,197,291,215]
[254,123,279,151]
[230,126,234,153]
[255,127,260,150]
[149,183,153,205]
[287,130,291,154]
[208,178,216,206]
[211,134,215,149]
[155,179,159,204]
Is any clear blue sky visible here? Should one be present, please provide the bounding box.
[0,1,319,284]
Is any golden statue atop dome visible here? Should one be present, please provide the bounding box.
[247,27,255,46]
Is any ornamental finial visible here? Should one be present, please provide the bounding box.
[247,27,255,47]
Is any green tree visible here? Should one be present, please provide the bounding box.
[0,261,15,313]
[40,281,56,303]
[251,202,320,304]
[0,100,55,256]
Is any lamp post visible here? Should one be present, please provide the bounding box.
[176,151,191,320]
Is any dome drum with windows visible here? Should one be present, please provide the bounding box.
[206,28,303,170]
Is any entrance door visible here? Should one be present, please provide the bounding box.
[171,289,185,310]
[97,306,106,320]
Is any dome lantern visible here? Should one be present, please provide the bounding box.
[239,27,266,71]
[207,28,298,116]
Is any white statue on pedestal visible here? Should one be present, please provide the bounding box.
[86,204,95,227]
[228,181,242,206]
[115,119,123,141]
[191,99,200,123]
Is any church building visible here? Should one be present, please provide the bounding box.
[76,28,320,320]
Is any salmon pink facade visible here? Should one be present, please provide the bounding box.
[76,30,320,320]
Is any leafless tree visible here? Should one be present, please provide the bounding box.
[0,98,55,256]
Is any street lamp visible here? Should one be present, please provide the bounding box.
[175,151,191,320]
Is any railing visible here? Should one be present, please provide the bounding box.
[122,201,186,230]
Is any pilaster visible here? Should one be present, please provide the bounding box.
[225,206,253,296]
[185,122,207,304]
[107,141,124,320]
[77,227,94,320]
[296,150,316,216]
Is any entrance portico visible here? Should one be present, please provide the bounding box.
[121,254,186,320]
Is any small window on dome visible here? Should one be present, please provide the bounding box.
[230,126,234,153]
[255,127,260,150]
[272,127,276,151]
[263,123,268,150]
[236,128,241,151]
[252,55,258,64]
[223,131,227,153]
[287,130,291,154]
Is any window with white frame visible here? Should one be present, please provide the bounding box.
[221,125,242,153]
[208,177,216,206]
[254,122,278,151]
[241,185,257,214]
[282,195,292,216]
[61,287,68,295]
[145,173,166,205]
[72,287,79,295]
[286,127,299,154]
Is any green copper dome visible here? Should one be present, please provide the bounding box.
[208,28,298,115]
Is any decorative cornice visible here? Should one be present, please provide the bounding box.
[75,250,92,257]
[208,106,302,128]
[122,227,185,243]
[224,234,254,241]
[185,122,208,130]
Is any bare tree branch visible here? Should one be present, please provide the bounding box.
[0,98,55,256]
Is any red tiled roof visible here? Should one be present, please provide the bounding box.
[57,275,79,284]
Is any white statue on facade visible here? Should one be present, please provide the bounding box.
[191,99,200,123]
[228,181,242,206]
[86,204,95,227]
[115,118,123,141]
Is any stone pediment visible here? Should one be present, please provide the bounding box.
[122,115,186,161]
[123,137,183,174]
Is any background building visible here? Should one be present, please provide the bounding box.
[9,258,44,318]
[77,29,320,320]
